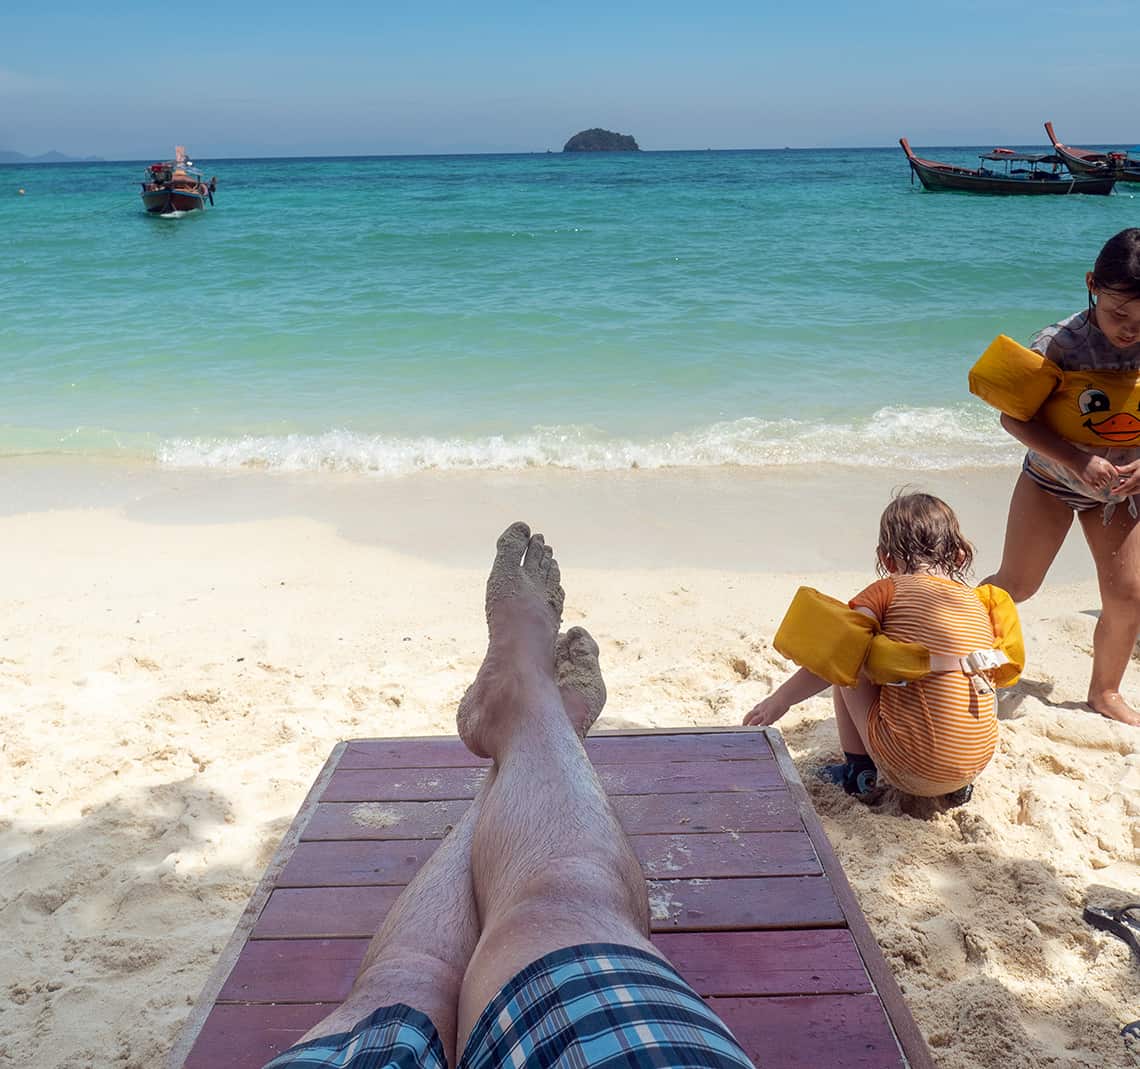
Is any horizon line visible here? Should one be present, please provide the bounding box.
[7,141,1130,165]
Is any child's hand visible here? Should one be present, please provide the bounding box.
[743,696,790,727]
[1112,458,1140,497]
[1073,454,1121,494]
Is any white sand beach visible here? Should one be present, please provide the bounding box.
[1,459,1137,1068]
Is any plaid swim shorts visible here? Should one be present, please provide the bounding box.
[263,943,756,1069]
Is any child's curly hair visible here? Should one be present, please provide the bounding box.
[875,492,974,582]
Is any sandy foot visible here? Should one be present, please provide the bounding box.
[556,626,607,737]
[457,522,564,758]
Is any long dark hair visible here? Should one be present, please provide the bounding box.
[875,492,974,582]
[1091,228,1140,299]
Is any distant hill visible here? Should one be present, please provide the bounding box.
[563,129,640,152]
[0,148,104,163]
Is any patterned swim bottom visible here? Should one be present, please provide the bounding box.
[262,942,756,1069]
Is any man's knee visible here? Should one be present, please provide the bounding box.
[492,856,649,936]
[356,945,465,999]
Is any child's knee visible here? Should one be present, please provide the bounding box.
[1101,582,1140,617]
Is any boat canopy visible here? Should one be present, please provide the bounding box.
[978,151,1062,163]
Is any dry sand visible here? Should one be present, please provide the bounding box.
[0,459,1137,1068]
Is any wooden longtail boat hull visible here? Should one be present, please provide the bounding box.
[141,187,208,213]
[899,139,1114,196]
[909,162,1112,195]
[1044,122,1140,183]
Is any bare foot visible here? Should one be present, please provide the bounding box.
[556,626,606,738]
[1088,689,1140,727]
[457,522,565,758]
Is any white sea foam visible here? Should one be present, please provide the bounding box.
[156,407,1020,475]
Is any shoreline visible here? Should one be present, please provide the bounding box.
[0,454,1095,578]
[1,457,1136,1068]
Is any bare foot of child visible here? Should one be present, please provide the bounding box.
[1088,689,1140,727]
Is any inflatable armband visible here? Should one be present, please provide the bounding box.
[968,335,1060,421]
[774,585,1023,689]
[864,634,931,686]
[774,587,929,688]
[972,584,1024,687]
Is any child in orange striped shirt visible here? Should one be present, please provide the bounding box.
[744,493,1020,803]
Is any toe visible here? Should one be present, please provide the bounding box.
[496,521,531,562]
[566,626,599,659]
[522,533,546,578]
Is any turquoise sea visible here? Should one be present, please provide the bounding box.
[3,148,1137,474]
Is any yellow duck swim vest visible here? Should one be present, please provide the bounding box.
[773,585,1023,690]
[969,334,1140,447]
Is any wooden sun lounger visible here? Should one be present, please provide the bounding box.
[167,728,935,1069]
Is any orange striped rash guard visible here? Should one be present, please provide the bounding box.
[850,574,999,785]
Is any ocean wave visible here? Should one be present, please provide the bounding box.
[156,407,1021,475]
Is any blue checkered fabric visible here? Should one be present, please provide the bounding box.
[262,1003,447,1069]
[458,943,756,1069]
[262,943,755,1069]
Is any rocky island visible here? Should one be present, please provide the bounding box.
[562,128,640,152]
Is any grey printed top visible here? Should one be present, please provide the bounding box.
[1024,310,1140,508]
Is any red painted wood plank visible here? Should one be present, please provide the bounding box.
[599,759,781,795]
[323,766,487,802]
[337,731,769,769]
[222,934,867,1007]
[279,840,439,887]
[586,732,770,764]
[254,885,404,938]
[218,938,370,1003]
[182,1003,332,1069]
[321,758,782,803]
[634,831,820,879]
[302,799,471,841]
[251,887,383,938]
[253,875,842,940]
[278,830,821,889]
[339,738,485,769]
[303,791,801,842]
[648,876,843,931]
[615,791,800,835]
[652,930,871,996]
[712,994,906,1069]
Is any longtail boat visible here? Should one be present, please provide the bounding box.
[899,138,1114,195]
[140,145,216,214]
[1044,122,1140,184]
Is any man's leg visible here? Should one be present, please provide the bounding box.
[272,541,612,1068]
[451,523,758,1069]
[287,784,487,1067]
[452,523,654,1049]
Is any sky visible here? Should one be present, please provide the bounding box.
[1,1,1136,159]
